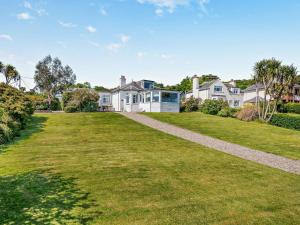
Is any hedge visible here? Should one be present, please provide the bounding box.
[269,114,300,131]
[285,103,300,114]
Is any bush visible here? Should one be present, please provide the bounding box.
[28,94,61,111]
[181,97,200,112]
[269,114,300,130]
[0,83,34,144]
[63,89,99,113]
[64,104,77,113]
[235,104,258,121]
[217,107,239,117]
[285,103,300,114]
[200,99,228,115]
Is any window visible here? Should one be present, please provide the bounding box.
[152,91,159,102]
[234,100,240,107]
[232,88,239,94]
[126,94,130,104]
[139,94,144,103]
[146,92,151,102]
[144,81,154,89]
[161,92,178,103]
[132,94,138,104]
[102,95,110,104]
[214,86,223,92]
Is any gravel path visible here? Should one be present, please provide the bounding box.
[119,112,300,175]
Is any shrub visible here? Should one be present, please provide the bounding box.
[217,107,239,117]
[235,104,258,121]
[200,99,228,115]
[28,94,61,111]
[181,97,200,112]
[285,103,300,114]
[64,104,77,113]
[269,114,300,130]
[63,89,99,113]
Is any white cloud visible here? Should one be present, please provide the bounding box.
[0,34,13,41]
[100,8,107,16]
[24,1,32,9]
[137,52,147,59]
[155,8,163,16]
[120,34,131,43]
[86,25,97,33]
[107,43,122,53]
[58,21,77,28]
[17,12,32,20]
[137,0,210,15]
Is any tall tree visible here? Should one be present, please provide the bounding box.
[34,55,76,106]
[254,58,298,121]
[1,64,20,85]
[199,74,219,84]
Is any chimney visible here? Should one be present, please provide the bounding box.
[192,75,199,98]
[229,79,236,87]
[120,75,126,87]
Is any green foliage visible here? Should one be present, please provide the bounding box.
[285,103,300,114]
[269,114,300,130]
[217,107,239,117]
[63,89,99,113]
[28,94,61,111]
[34,55,76,106]
[200,99,228,115]
[235,79,256,90]
[0,83,33,144]
[0,63,20,85]
[181,97,200,112]
[71,82,91,89]
[199,74,220,84]
[94,86,110,92]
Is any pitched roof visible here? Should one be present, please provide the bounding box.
[244,96,264,103]
[198,80,218,91]
[244,83,265,92]
[111,81,144,92]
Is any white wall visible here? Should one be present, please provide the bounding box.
[243,90,270,103]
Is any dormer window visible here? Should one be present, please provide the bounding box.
[232,88,240,94]
[214,86,223,92]
[144,81,154,89]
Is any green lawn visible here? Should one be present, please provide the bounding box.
[0,113,300,224]
[144,112,300,160]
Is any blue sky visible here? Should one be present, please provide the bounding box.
[0,0,300,89]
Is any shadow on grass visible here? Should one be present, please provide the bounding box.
[0,116,48,154]
[0,170,101,224]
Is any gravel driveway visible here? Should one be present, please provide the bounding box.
[119,112,300,175]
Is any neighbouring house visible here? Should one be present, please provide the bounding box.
[186,75,243,107]
[243,83,300,104]
[98,76,181,112]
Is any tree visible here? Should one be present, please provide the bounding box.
[254,58,298,122]
[34,55,76,106]
[72,82,91,89]
[235,79,256,90]
[94,85,110,92]
[1,64,20,85]
[199,74,219,84]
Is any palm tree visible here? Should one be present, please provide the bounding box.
[2,64,20,85]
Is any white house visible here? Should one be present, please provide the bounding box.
[98,76,181,112]
[186,76,244,107]
[242,83,270,104]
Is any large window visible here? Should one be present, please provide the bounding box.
[161,92,178,103]
[152,91,159,102]
[214,86,223,92]
[132,94,138,104]
[145,92,151,102]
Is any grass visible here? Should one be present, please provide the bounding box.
[0,112,299,224]
[144,112,300,160]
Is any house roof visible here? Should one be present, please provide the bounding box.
[111,81,145,92]
[198,80,218,91]
[244,83,265,92]
[244,96,264,103]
